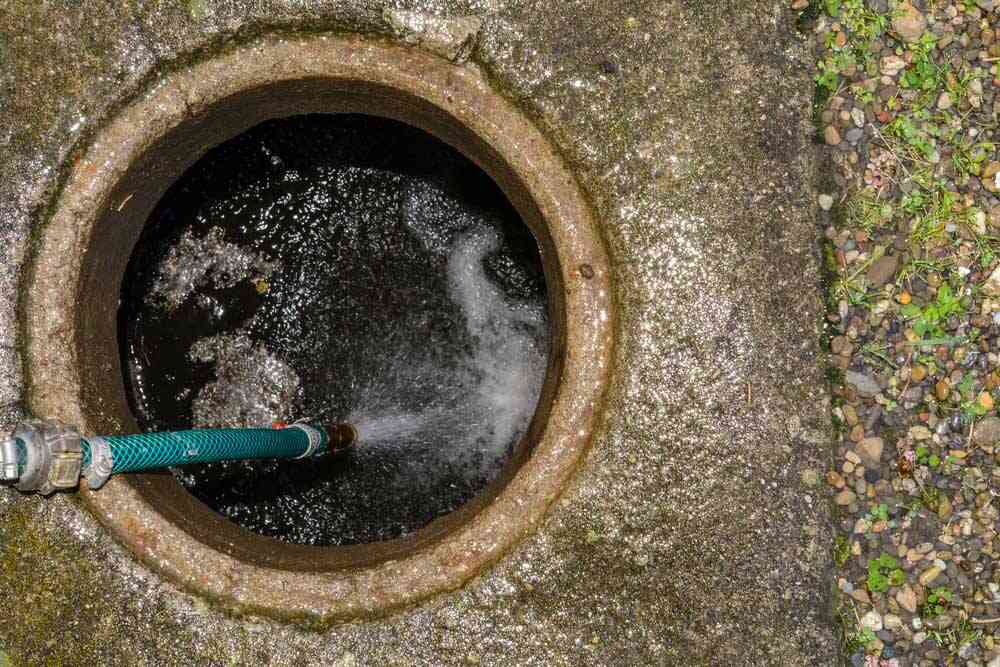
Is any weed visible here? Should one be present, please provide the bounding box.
[914,446,940,469]
[861,342,897,370]
[928,618,981,657]
[838,605,876,655]
[866,552,905,592]
[920,587,952,619]
[833,535,851,567]
[886,115,936,162]
[844,192,893,233]
[900,283,964,340]
[958,374,991,423]
[920,485,941,511]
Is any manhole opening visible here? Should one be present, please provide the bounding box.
[117,113,551,547]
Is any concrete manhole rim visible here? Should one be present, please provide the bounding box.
[23,33,613,623]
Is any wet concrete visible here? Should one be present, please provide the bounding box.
[0,1,835,665]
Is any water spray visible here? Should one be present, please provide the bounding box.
[0,419,357,494]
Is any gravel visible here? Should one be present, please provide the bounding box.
[807,0,1000,662]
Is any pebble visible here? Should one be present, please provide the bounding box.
[861,610,883,632]
[897,585,918,613]
[825,125,841,146]
[856,437,884,465]
[835,489,857,505]
[846,370,881,397]
[881,55,906,76]
[819,194,834,211]
[919,565,944,586]
[974,416,1000,447]
[892,2,927,43]
[935,380,950,401]
[866,254,898,287]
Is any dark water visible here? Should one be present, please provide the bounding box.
[119,114,549,546]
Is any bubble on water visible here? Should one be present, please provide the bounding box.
[188,331,302,429]
[149,226,278,310]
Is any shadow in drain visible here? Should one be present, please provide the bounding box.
[119,114,550,546]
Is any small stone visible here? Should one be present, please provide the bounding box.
[984,162,1000,194]
[910,364,926,382]
[909,425,932,440]
[974,416,1000,446]
[980,392,995,411]
[892,2,927,43]
[845,128,864,144]
[881,55,906,76]
[935,379,950,401]
[835,489,857,505]
[856,437,884,465]
[846,370,881,397]
[897,585,918,613]
[861,610,883,632]
[867,254,898,287]
[825,125,842,146]
[800,468,820,486]
[919,565,944,586]
[937,92,953,110]
[884,614,903,631]
[851,107,865,128]
[985,265,1000,296]
[826,470,846,488]
[819,194,834,211]
[938,495,953,520]
[842,404,858,425]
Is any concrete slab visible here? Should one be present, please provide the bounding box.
[0,1,836,664]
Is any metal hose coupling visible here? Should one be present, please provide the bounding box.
[0,420,82,495]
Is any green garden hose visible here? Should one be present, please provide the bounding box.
[0,420,357,494]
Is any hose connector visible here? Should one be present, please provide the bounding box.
[324,422,358,453]
[4,421,82,495]
[0,435,19,481]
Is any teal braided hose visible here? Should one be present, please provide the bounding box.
[81,427,327,474]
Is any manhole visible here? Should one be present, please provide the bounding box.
[24,35,613,623]
[120,112,550,547]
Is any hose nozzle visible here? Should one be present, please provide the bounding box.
[324,422,358,453]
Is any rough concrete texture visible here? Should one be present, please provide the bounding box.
[0,1,835,665]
